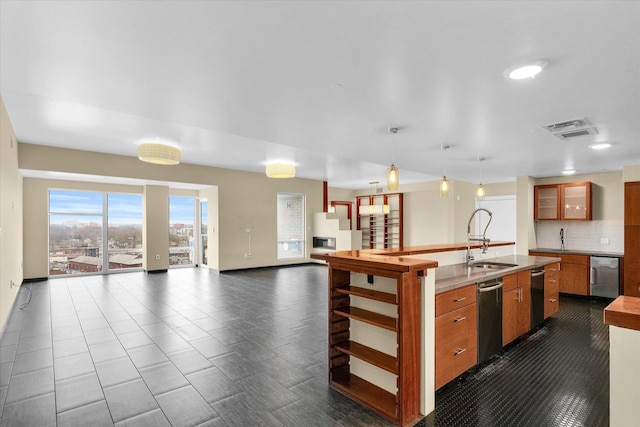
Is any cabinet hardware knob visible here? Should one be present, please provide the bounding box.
[550,280,556,283]
[454,316,466,322]
[453,297,466,302]
[550,298,557,303]
[454,348,467,356]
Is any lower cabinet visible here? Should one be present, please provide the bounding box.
[435,284,477,390]
[544,262,560,317]
[529,251,587,296]
[502,270,531,346]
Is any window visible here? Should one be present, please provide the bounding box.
[48,190,144,276]
[277,193,305,259]
[107,193,143,271]
[169,196,195,266]
[200,200,208,266]
[49,190,103,275]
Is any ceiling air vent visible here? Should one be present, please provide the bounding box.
[555,128,599,140]
[543,117,598,140]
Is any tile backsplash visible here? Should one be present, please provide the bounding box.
[535,220,624,253]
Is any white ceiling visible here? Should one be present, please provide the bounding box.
[1,1,639,189]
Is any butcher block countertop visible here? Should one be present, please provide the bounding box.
[310,241,515,273]
[604,296,640,331]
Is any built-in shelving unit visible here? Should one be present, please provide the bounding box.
[328,263,421,425]
[356,193,403,249]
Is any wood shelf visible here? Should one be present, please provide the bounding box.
[334,286,397,304]
[335,340,398,374]
[333,306,397,331]
[356,193,403,249]
[331,370,397,421]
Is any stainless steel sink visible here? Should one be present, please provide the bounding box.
[469,261,518,270]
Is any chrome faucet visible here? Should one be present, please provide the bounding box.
[560,228,565,251]
[466,208,493,266]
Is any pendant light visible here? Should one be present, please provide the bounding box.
[440,145,451,198]
[476,156,486,201]
[358,181,390,215]
[387,127,399,191]
[137,143,181,165]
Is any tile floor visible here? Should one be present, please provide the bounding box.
[0,265,610,426]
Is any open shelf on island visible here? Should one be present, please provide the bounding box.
[334,340,398,374]
[331,369,397,421]
[335,286,397,304]
[333,306,397,331]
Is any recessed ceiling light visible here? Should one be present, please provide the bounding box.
[562,169,576,175]
[589,143,611,150]
[504,61,547,80]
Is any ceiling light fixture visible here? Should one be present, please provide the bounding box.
[504,61,547,80]
[589,143,611,150]
[476,156,486,201]
[387,127,399,191]
[265,162,296,178]
[137,143,181,165]
[440,145,451,198]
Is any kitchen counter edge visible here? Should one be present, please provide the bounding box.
[434,255,561,294]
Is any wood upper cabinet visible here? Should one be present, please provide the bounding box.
[534,184,560,220]
[534,182,592,221]
[624,182,640,297]
[625,182,640,226]
[502,270,532,346]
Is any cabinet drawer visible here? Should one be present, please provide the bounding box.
[545,262,560,275]
[435,334,477,389]
[545,279,559,297]
[560,254,589,265]
[545,274,560,288]
[544,294,559,318]
[503,273,518,292]
[436,285,476,316]
[435,304,476,346]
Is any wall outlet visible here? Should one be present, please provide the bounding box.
[600,237,610,245]
[245,228,251,233]
[155,254,161,260]
[245,253,252,259]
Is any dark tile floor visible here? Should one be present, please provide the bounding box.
[0,265,610,426]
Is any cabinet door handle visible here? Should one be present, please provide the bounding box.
[549,280,557,283]
[453,297,466,302]
[454,316,466,322]
[549,298,557,303]
[454,348,467,356]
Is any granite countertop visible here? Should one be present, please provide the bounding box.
[434,255,561,294]
[530,248,624,258]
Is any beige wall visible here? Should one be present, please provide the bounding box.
[143,185,169,271]
[623,164,640,183]
[0,97,23,330]
[516,176,537,255]
[19,143,322,275]
[23,179,143,278]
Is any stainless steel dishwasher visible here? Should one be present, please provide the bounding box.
[477,278,504,364]
[531,268,545,329]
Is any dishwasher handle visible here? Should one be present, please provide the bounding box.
[478,282,504,293]
[531,270,545,278]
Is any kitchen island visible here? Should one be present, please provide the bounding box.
[312,243,560,425]
[604,296,640,426]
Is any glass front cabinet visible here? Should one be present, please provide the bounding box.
[534,182,592,221]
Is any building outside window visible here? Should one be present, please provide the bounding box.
[49,189,143,276]
[169,196,195,266]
